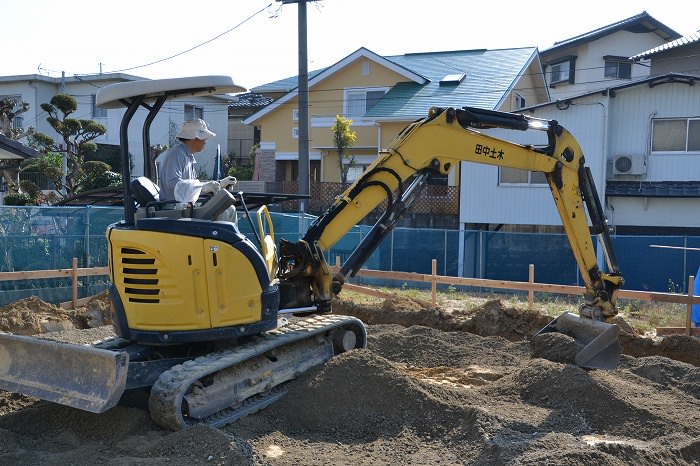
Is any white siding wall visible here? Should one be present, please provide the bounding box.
[608,82,700,181]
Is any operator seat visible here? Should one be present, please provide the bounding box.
[130,176,236,223]
[130,176,160,207]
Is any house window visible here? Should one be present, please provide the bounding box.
[550,62,569,84]
[514,93,526,109]
[12,116,23,130]
[345,164,368,183]
[604,56,632,80]
[548,57,575,85]
[344,87,388,117]
[499,168,547,185]
[184,104,204,121]
[292,127,299,139]
[292,109,299,121]
[652,118,700,152]
[92,95,107,118]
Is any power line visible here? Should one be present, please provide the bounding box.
[105,3,273,74]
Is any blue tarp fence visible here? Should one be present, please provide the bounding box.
[1,206,698,306]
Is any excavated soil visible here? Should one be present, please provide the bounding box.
[0,293,699,465]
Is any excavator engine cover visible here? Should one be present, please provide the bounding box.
[535,312,621,370]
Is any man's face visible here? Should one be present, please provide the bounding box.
[191,138,207,153]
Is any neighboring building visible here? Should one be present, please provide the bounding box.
[456,12,696,235]
[227,93,272,168]
[243,47,549,186]
[540,11,681,101]
[467,71,700,236]
[0,73,234,182]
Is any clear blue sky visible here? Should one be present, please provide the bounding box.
[2,0,698,91]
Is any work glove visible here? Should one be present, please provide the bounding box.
[200,180,221,195]
[219,176,238,190]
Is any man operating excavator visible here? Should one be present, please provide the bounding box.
[158,118,236,201]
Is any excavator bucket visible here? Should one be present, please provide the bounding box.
[0,333,129,413]
[535,312,622,370]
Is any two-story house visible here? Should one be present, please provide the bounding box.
[474,24,700,238]
[0,73,234,192]
[540,11,681,101]
[243,46,549,190]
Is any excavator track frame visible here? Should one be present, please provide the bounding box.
[149,314,366,430]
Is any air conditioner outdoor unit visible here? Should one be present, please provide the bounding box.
[612,154,646,176]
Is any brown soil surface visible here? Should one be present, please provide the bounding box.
[1,293,699,465]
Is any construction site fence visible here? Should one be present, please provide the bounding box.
[0,206,699,307]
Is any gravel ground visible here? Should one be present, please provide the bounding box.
[0,294,699,465]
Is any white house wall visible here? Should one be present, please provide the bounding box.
[459,103,606,226]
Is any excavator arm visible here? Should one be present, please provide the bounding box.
[279,107,624,368]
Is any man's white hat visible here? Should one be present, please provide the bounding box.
[177,119,215,140]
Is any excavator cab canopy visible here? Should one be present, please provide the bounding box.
[95,76,246,224]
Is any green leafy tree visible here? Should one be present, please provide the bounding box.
[331,115,357,184]
[28,94,107,197]
[226,143,257,181]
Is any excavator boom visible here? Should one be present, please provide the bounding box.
[281,106,623,369]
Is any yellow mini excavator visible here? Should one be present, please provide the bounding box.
[0,76,623,430]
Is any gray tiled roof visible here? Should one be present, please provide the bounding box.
[631,32,700,60]
[365,48,538,119]
[228,93,274,109]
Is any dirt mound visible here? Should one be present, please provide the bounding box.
[333,296,552,340]
[1,293,700,464]
[0,296,75,334]
[0,292,112,336]
[335,295,700,365]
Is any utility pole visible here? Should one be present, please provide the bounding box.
[277,0,310,214]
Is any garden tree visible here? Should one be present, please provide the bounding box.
[0,97,36,195]
[28,94,110,197]
[0,96,34,140]
[331,115,357,184]
[226,143,257,181]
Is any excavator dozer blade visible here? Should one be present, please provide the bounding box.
[0,333,129,413]
[536,312,622,370]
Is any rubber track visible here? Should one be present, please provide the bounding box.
[148,314,366,430]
